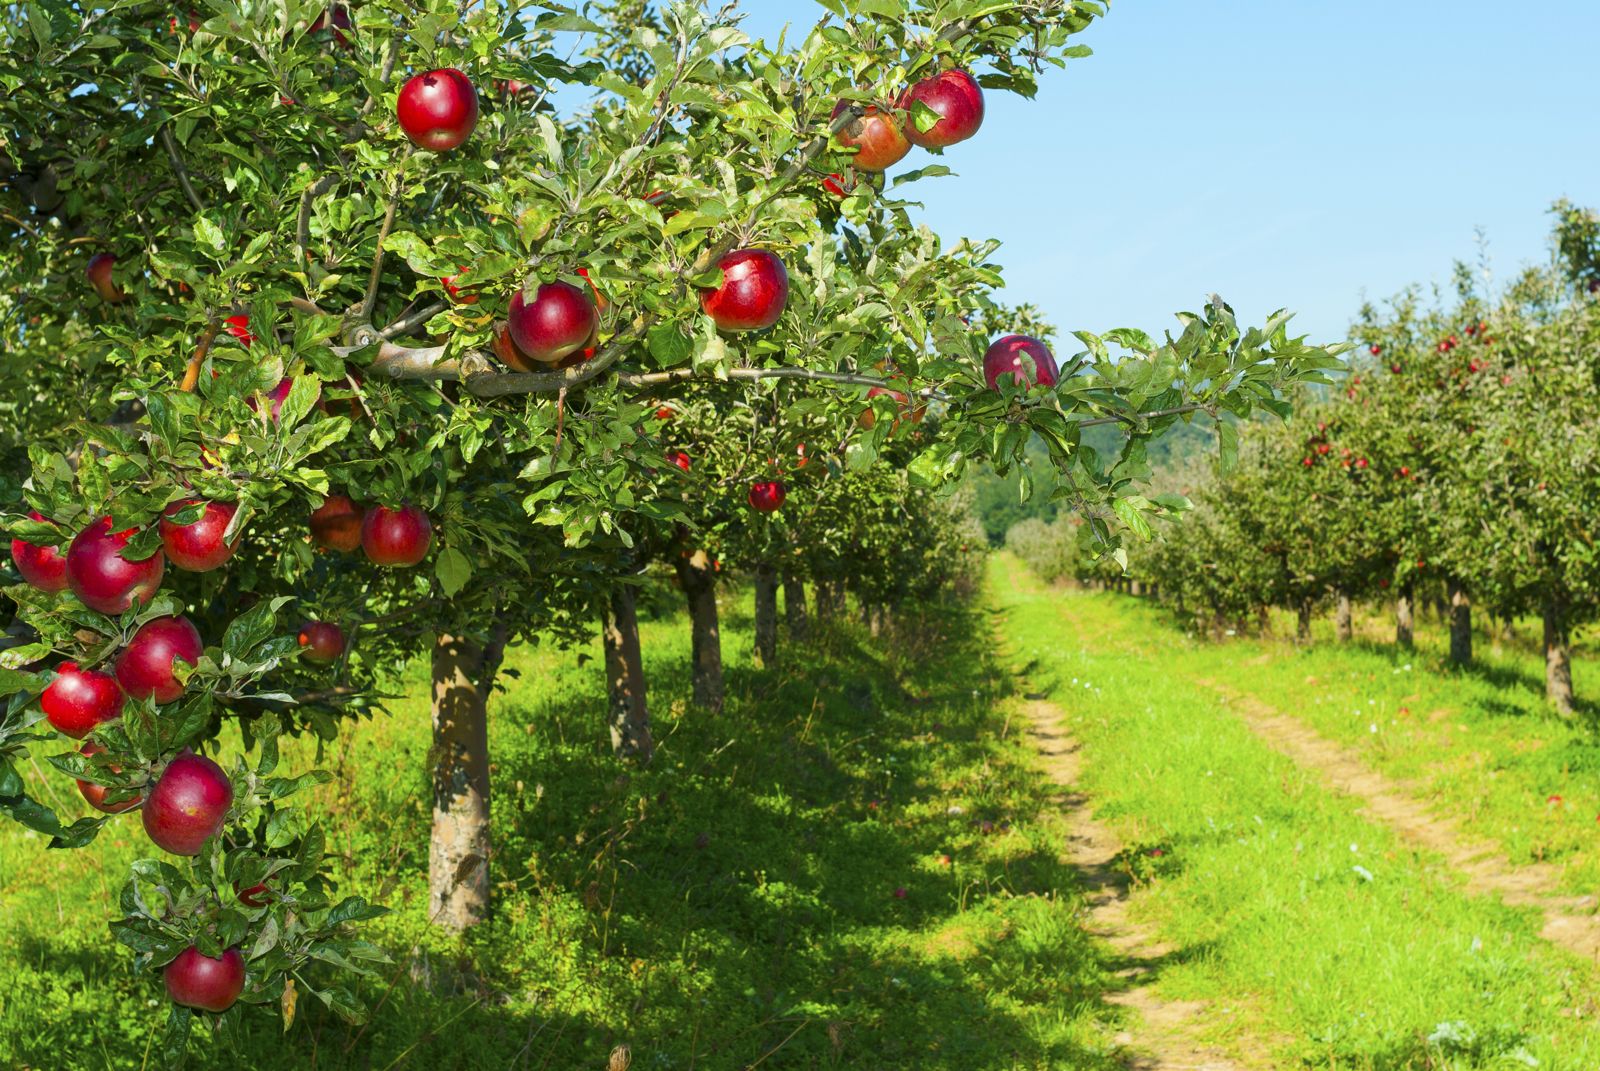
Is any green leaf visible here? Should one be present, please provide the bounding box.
[194,216,228,256]
[435,546,472,597]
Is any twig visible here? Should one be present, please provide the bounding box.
[179,320,222,393]
[359,164,408,321]
[297,173,340,264]
[380,301,447,339]
[159,125,207,214]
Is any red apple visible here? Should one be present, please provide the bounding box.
[491,322,537,372]
[66,518,165,615]
[164,946,246,1013]
[832,101,911,172]
[298,621,346,664]
[10,511,69,591]
[115,616,204,704]
[143,751,232,856]
[441,266,479,304]
[667,451,691,472]
[236,883,271,908]
[310,494,363,552]
[247,377,294,422]
[822,172,854,198]
[859,386,925,430]
[222,314,255,346]
[655,405,675,420]
[361,504,432,567]
[506,280,597,364]
[76,742,140,814]
[700,249,788,332]
[397,68,479,152]
[159,500,239,572]
[982,335,1059,390]
[901,68,984,149]
[748,480,787,513]
[307,5,352,47]
[42,662,125,738]
[85,253,127,303]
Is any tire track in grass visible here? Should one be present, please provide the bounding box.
[1195,676,1600,961]
[1021,697,1265,1071]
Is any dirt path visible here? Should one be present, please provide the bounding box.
[1022,698,1268,1071]
[1196,677,1600,961]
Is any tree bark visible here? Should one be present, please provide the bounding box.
[783,572,808,640]
[430,632,495,933]
[602,585,654,762]
[1296,597,1313,644]
[675,550,723,712]
[1543,588,1575,717]
[814,579,834,621]
[1130,580,1143,597]
[1335,589,1353,642]
[1447,577,1472,666]
[1395,584,1415,650]
[753,563,778,667]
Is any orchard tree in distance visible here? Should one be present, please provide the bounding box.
[0,0,1344,1059]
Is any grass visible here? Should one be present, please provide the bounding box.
[994,556,1600,1069]
[0,582,1128,1070]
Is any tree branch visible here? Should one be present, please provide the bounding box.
[297,173,339,265]
[179,320,222,393]
[359,164,407,321]
[159,126,207,215]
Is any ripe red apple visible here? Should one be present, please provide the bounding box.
[298,621,346,664]
[655,405,675,420]
[76,742,140,814]
[307,5,352,47]
[491,322,537,372]
[222,314,255,346]
[667,451,691,472]
[143,751,232,856]
[310,494,363,552]
[85,253,127,303]
[236,882,271,907]
[164,946,246,1013]
[10,511,69,591]
[159,500,239,572]
[246,377,294,421]
[832,101,911,172]
[66,518,165,615]
[748,480,787,513]
[700,249,788,332]
[901,68,984,149]
[116,616,204,704]
[859,386,925,430]
[506,280,597,363]
[441,266,479,304]
[397,68,479,152]
[42,662,125,738]
[982,335,1059,390]
[361,504,432,567]
[822,172,853,198]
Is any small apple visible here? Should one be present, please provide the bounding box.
[821,172,854,198]
[143,751,233,856]
[982,335,1059,390]
[655,405,675,421]
[832,101,911,172]
[667,451,691,472]
[506,280,597,363]
[397,68,479,152]
[361,504,432,567]
[491,322,538,372]
[42,662,125,738]
[307,5,352,47]
[310,494,364,552]
[236,883,271,908]
[700,249,788,332]
[66,518,165,615]
[246,377,294,422]
[164,946,246,1013]
[76,742,140,814]
[441,266,479,304]
[901,68,984,149]
[116,616,204,704]
[748,480,787,513]
[222,313,255,346]
[298,621,346,664]
[159,499,239,572]
[85,253,127,303]
[10,511,69,591]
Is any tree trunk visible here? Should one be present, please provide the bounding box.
[1130,580,1143,597]
[1543,589,1575,717]
[1296,597,1313,644]
[1335,589,1353,642]
[815,579,834,621]
[753,564,778,666]
[602,585,653,762]
[430,631,496,933]
[675,550,723,712]
[1447,577,1472,666]
[858,599,872,628]
[1395,584,1414,650]
[783,573,808,640]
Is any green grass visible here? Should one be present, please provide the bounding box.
[0,583,1127,1070]
[994,557,1600,1069]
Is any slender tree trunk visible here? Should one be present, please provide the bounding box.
[430,631,496,933]
[814,579,834,621]
[1395,584,1415,650]
[1130,580,1143,597]
[783,572,808,639]
[675,550,723,712]
[1296,597,1313,644]
[753,564,778,666]
[858,599,872,628]
[602,585,654,762]
[1447,577,1472,666]
[1543,589,1575,717]
[1335,589,1353,642]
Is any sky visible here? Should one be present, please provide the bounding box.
[723,1,1600,349]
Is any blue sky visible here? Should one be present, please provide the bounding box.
[728,1,1600,348]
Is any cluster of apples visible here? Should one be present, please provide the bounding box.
[825,68,987,197]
